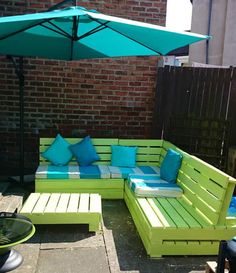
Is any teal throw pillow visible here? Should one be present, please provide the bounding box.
[69,136,100,166]
[111,145,137,168]
[160,148,183,183]
[42,134,73,166]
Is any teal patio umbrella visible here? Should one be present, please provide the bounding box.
[0,5,208,60]
[0,0,209,183]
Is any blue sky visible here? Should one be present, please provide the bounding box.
[166,0,192,30]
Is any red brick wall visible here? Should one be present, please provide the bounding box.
[0,0,167,173]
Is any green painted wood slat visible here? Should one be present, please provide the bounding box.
[178,171,222,213]
[180,162,226,200]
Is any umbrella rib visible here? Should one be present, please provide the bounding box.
[77,22,109,40]
[0,18,56,41]
[90,17,162,55]
[47,21,72,38]
[40,22,72,39]
[78,25,107,39]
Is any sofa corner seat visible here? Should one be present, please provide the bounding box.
[124,140,236,257]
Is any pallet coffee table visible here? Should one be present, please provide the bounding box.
[20,193,102,232]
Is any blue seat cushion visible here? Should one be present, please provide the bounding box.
[160,149,183,183]
[128,174,183,197]
[36,165,110,179]
[69,136,100,166]
[41,134,73,166]
[108,165,160,179]
[36,164,160,180]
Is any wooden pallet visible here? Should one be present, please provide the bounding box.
[20,193,102,232]
[0,182,24,213]
[36,179,124,199]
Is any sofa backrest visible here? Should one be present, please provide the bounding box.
[162,141,236,226]
[119,139,163,166]
[39,138,119,165]
[40,138,163,166]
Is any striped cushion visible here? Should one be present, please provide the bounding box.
[108,166,160,179]
[36,165,160,180]
[36,165,110,179]
[128,174,183,197]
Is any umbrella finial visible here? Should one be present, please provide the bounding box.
[48,0,77,11]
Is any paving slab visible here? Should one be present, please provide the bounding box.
[36,247,110,273]
[38,224,104,250]
[11,223,107,273]
[14,243,40,273]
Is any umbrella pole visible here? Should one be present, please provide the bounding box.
[19,57,24,185]
[8,56,25,184]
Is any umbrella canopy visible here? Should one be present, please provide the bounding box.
[0,6,209,60]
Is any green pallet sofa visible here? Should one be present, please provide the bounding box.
[35,138,236,257]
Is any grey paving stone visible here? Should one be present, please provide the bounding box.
[14,243,40,273]
[38,224,104,250]
[36,247,110,273]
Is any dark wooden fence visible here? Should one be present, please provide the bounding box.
[153,66,236,170]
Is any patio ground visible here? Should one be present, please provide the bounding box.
[10,193,216,273]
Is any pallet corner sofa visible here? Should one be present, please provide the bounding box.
[33,137,236,257]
